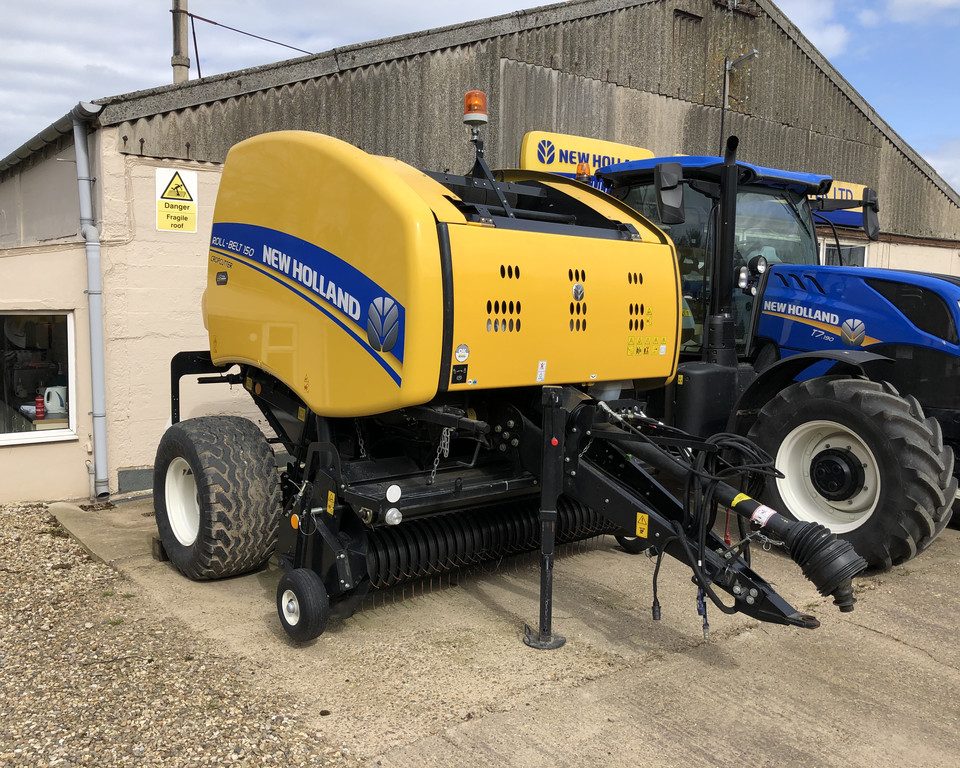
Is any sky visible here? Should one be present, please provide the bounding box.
[2,0,959,190]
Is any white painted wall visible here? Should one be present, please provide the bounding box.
[0,128,259,503]
[870,240,960,275]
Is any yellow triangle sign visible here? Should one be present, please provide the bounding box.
[160,171,194,201]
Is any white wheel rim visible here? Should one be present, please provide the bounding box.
[165,456,200,546]
[776,419,880,533]
[281,589,301,626]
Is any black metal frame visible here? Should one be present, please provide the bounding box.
[168,355,864,642]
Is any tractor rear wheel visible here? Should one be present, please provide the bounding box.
[154,416,281,580]
[748,376,954,570]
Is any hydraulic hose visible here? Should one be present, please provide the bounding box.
[606,429,867,611]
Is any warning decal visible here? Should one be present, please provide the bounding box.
[635,512,649,538]
[156,168,198,232]
[160,171,194,201]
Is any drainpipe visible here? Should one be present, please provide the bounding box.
[71,102,110,499]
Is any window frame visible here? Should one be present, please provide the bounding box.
[0,311,78,446]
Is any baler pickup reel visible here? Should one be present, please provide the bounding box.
[517,386,868,649]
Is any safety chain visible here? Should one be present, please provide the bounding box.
[355,418,367,458]
[721,529,786,561]
[428,427,452,485]
[755,531,786,551]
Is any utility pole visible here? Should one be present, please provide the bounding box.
[171,0,190,84]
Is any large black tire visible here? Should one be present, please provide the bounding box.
[153,416,281,580]
[277,568,330,642]
[748,376,955,570]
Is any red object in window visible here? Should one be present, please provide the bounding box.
[35,395,45,419]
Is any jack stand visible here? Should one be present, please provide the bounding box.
[523,386,566,650]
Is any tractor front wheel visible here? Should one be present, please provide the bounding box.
[748,376,954,570]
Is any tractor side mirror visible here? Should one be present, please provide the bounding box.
[862,188,879,241]
[655,162,685,225]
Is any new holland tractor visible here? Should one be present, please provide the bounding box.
[154,96,867,644]
[594,139,957,571]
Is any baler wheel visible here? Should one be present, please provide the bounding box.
[153,416,281,580]
[748,376,954,570]
[277,568,329,642]
[615,534,650,555]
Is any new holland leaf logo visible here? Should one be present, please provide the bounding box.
[537,140,556,165]
[841,318,866,346]
[160,171,194,201]
[366,297,400,353]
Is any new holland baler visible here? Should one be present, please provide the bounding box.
[154,113,865,644]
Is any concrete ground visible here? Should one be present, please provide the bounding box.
[53,496,960,768]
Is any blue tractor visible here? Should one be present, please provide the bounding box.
[597,137,957,569]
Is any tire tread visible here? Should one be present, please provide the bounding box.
[748,376,953,569]
[154,416,281,580]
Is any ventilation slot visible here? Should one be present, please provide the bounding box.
[627,273,646,330]
[569,267,588,332]
[486,298,521,333]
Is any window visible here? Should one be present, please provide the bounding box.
[0,313,75,442]
[615,182,819,352]
[823,243,866,267]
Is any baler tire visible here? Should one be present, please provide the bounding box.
[748,376,952,570]
[615,534,650,555]
[277,568,329,642]
[153,416,281,580]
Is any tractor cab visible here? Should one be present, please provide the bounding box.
[598,156,829,356]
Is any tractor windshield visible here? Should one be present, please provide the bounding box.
[735,188,818,268]
[612,181,818,352]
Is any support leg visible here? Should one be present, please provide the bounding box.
[523,386,566,650]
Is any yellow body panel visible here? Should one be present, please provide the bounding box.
[445,224,680,390]
[205,131,680,416]
[206,132,444,416]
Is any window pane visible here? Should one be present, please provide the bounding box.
[824,244,865,267]
[735,188,818,267]
[1,314,71,435]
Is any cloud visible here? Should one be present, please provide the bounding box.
[773,0,851,58]
[0,0,533,156]
[885,0,960,23]
[921,138,960,194]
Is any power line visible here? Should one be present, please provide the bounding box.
[190,14,202,79]
[173,9,314,79]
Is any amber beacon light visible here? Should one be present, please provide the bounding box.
[463,90,489,127]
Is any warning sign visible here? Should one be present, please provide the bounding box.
[156,168,198,232]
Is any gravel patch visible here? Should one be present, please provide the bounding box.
[0,502,358,767]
